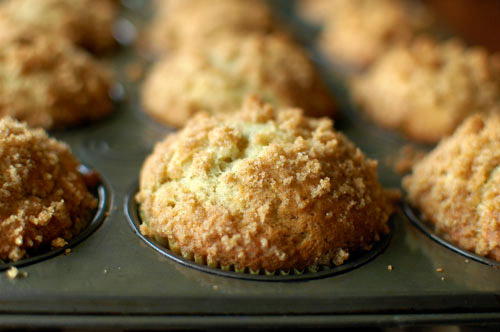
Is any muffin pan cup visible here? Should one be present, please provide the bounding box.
[1,1,500,329]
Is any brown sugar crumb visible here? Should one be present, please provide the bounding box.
[51,238,68,248]
[352,37,500,143]
[0,117,98,262]
[141,33,337,128]
[5,266,28,280]
[387,265,393,271]
[137,96,396,271]
[436,267,444,273]
[125,62,144,82]
[391,145,427,174]
[0,34,114,129]
[404,114,500,262]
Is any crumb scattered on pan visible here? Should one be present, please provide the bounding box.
[436,267,443,273]
[64,248,71,255]
[212,285,219,291]
[125,62,144,82]
[5,266,28,280]
[51,237,68,248]
[441,277,446,281]
[387,265,393,271]
[465,259,470,264]
[103,269,108,274]
[388,144,427,174]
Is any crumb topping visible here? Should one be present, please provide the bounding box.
[137,97,396,270]
[352,38,500,143]
[0,34,114,129]
[0,117,97,262]
[404,114,500,261]
[142,33,336,128]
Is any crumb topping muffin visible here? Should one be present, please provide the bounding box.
[313,0,431,70]
[148,0,279,54]
[0,34,114,129]
[403,114,500,261]
[141,33,337,128]
[0,0,118,54]
[351,38,500,143]
[0,117,98,262]
[136,97,396,271]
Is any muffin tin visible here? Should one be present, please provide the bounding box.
[1,1,499,329]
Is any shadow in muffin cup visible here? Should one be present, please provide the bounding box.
[0,165,112,271]
[125,182,394,281]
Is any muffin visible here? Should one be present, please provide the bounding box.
[351,37,500,143]
[0,117,98,262]
[0,0,118,54]
[0,34,114,129]
[136,96,397,272]
[148,0,279,54]
[403,114,500,262]
[141,33,337,128]
[311,0,431,70]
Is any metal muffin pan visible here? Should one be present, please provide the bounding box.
[1,1,499,329]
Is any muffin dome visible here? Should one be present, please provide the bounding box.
[404,113,500,261]
[141,33,337,128]
[137,97,396,271]
[0,34,114,129]
[352,38,500,143]
[0,0,118,54]
[0,117,97,262]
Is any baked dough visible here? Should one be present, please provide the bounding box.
[0,117,98,262]
[404,114,500,261]
[137,97,396,271]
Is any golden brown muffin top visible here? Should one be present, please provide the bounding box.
[352,37,500,143]
[403,113,500,262]
[0,117,97,262]
[316,0,431,70]
[0,0,118,54]
[148,0,279,54]
[0,34,114,129]
[137,97,396,271]
[141,33,336,128]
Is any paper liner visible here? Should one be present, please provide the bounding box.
[151,234,344,276]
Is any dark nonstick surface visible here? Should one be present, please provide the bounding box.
[1,1,499,329]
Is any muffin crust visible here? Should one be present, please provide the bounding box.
[404,114,500,261]
[0,117,97,262]
[352,38,500,143]
[0,0,118,54]
[0,34,114,129]
[137,97,396,271]
[149,0,278,54]
[313,0,431,70]
[141,33,337,128]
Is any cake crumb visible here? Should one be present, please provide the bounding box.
[441,276,446,281]
[387,265,393,271]
[6,266,28,280]
[436,267,443,273]
[390,145,427,174]
[464,259,470,264]
[52,237,68,248]
[125,62,144,82]
[212,285,219,291]
[64,248,72,255]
